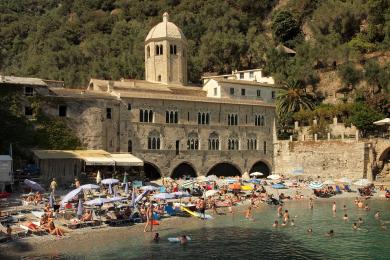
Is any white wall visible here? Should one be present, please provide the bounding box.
[0,157,12,182]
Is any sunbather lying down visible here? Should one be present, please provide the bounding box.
[47,220,65,236]
[81,210,93,221]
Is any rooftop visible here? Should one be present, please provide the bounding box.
[0,76,47,86]
[145,12,186,43]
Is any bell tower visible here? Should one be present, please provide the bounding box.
[145,12,187,85]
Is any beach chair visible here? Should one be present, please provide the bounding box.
[335,186,342,194]
[19,222,47,236]
[164,205,176,216]
[0,223,28,240]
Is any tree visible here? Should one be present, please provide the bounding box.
[277,80,315,117]
[346,103,384,137]
[338,62,362,87]
[271,10,301,45]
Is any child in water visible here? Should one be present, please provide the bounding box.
[153,233,160,242]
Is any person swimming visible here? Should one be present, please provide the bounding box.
[307,228,313,234]
[343,205,347,211]
[364,204,370,211]
[326,230,334,237]
[374,211,380,219]
[179,235,188,245]
[343,214,349,221]
[358,217,363,224]
[352,223,358,230]
[153,232,160,242]
[272,220,279,228]
[291,219,295,226]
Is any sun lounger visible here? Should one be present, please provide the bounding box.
[0,223,28,240]
[20,222,47,236]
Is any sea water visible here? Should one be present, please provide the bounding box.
[20,199,390,259]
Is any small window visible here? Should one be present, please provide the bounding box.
[241,89,246,96]
[263,141,267,154]
[106,108,112,119]
[147,46,150,58]
[24,87,34,96]
[257,89,261,97]
[59,105,67,117]
[158,75,162,82]
[239,73,244,79]
[213,87,217,96]
[249,71,254,78]
[272,91,276,99]
[127,103,132,110]
[24,106,33,116]
[230,88,234,95]
[128,140,132,153]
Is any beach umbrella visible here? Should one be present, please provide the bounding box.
[225,179,237,184]
[292,168,304,175]
[245,179,261,184]
[309,182,323,189]
[80,184,100,190]
[153,193,175,200]
[373,118,390,125]
[134,190,150,204]
[250,172,264,177]
[108,196,126,203]
[101,178,120,185]
[170,191,191,198]
[140,185,159,191]
[336,177,352,184]
[60,187,83,206]
[323,180,335,185]
[197,176,208,182]
[24,179,45,192]
[124,181,129,194]
[267,174,281,180]
[96,171,102,184]
[272,183,286,189]
[207,175,218,181]
[49,193,54,208]
[77,199,83,217]
[353,179,372,186]
[84,197,111,206]
[205,190,219,197]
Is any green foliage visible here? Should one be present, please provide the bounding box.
[271,10,301,46]
[348,33,376,53]
[276,80,315,117]
[308,119,330,139]
[345,102,384,136]
[338,62,362,87]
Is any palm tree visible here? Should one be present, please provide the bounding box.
[276,80,315,117]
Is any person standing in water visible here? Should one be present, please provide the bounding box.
[144,202,154,232]
[283,210,290,222]
[277,205,283,217]
[332,201,337,213]
[245,206,253,220]
[309,198,314,210]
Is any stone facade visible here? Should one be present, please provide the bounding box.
[274,140,370,180]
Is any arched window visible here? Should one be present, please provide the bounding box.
[255,114,264,126]
[206,113,210,124]
[228,137,239,150]
[228,113,238,125]
[187,132,199,150]
[128,140,132,153]
[208,132,219,150]
[140,109,153,123]
[148,131,161,150]
[198,112,210,125]
[166,110,179,124]
[247,138,257,150]
[147,46,150,58]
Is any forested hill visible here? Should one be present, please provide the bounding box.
[1,0,390,89]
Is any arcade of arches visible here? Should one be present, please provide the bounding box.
[249,161,271,177]
[206,163,241,177]
[171,163,197,179]
[143,162,161,180]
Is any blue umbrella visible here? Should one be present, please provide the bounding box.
[60,187,83,206]
[170,191,191,198]
[77,199,83,217]
[108,196,126,203]
[140,185,159,191]
[153,193,175,200]
[272,183,286,189]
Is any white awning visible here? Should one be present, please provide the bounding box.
[83,156,115,166]
[110,154,143,167]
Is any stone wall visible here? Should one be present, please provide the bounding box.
[274,140,370,180]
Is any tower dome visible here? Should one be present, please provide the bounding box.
[145,12,186,43]
[144,12,188,85]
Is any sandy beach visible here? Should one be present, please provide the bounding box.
[1,184,388,258]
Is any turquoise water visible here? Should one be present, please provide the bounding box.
[16,199,390,259]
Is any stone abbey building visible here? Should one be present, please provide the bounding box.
[2,13,278,180]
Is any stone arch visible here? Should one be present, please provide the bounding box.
[206,162,241,177]
[249,160,271,177]
[171,162,197,179]
[376,146,390,179]
[143,162,161,180]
